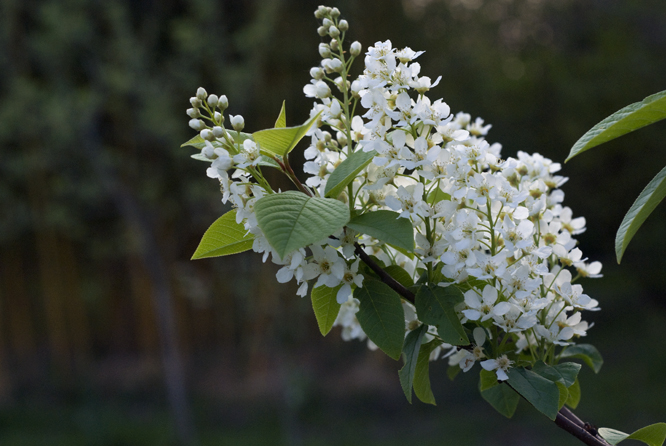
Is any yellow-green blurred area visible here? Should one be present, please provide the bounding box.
[1,0,665,444]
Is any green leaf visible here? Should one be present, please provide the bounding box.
[413,340,438,405]
[253,111,322,157]
[254,191,350,258]
[615,165,666,263]
[414,284,468,345]
[181,131,253,150]
[383,265,415,288]
[507,367,560,420]
[346,210,415,252]
[191,152,212,163]
[559,344,603,373]
[532,361,581,388]
[275,100,287,128]
[398,324,428,403]
[191,210,254,259]
[311,284,342,336]
[427,186,450,205]
[324,149,377,198]
[447,365,461,381]
[565,377,581,409]
[354,279,405,360]
[256,155,281,169]
[479,370,520,418]
[566,90,666,162]
[599,423,666,446]
[181,134,207,150]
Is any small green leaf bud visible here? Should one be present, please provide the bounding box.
[212,126,225,138]
[196,87,207,100]
[318,43,331,58]
[338,20,348,31]
[230,115,245,131]
[200,129,214,141]
[310,67,324,80]
[330,7,340,18]
[189,119,205,131]
[350,41,362,57]
[328,25,340,38]
[186,108,200,118]
[322,18,333,28]
[218,95,229,110]
[317,26,328,37]
[207,94,219,108]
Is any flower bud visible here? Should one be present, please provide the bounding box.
[329,100,342,118]
[318,43,331,58]
[212,126,225,138]
[190,97,202,108]
[322,131,332,142]
[338,20,348,31]
[329,58,343,72]
[336,132,348,147]
[330,39,340,51]
[214,112,223,122]
[230,114,245,131]
[196,87,207,100]
[333,76,349,92]
[200,129,214,141]
[330,7,340,17]
[218,95,229,110]
[189,119,205,131]
[322,18,333,28]
[350,41,362,57]
[203,143,215,159]
[186,108,200,118]
[314,81,331,98]
[317,26,328,37]
[315,5,328,19]
[351,80,362,98]
[328,26,340,38]
[310,67,324,80]
[207,94,219,108]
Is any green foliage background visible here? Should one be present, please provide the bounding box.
[0,0,665,444]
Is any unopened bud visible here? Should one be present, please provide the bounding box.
[336,132,347,147]
[330,39,340,51]
[338,20,348,31]
[310,67,324,80]
[230,115,245,131]
[328,26,340,38]
[330,7,340,18]
[322,131,332,142]
[350,41,362,57]
[329,58,343,72]
[218,95,229,110]
[189,119,205,131]
[186,108,200,118]
[333,76,349,92]
[322,18,333,28]
[317,26,328,37]
[212,126,225,138]
[196,87,207,100]
[207,94,219,108]
[214,112,223,122]
[203,143,215,159]
[318,43,331,58]
[190,97,202,108]
[314,81,331,98]
[200,129,214,141]
[315,5,328,19]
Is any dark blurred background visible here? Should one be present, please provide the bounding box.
[1,0,665,444]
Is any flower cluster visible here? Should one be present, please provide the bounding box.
[186,5,602,383]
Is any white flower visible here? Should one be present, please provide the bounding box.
[481,355,513,381]
[462,285,511,322]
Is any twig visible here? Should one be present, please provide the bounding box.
[353,243,415,304]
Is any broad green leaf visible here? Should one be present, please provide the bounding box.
[447,365,461,381]
[427,186,450,205]
[615,165,666,263]
[479,370,520,418]
[387,243,415,260]
[354,279,405,360]
[532,361,581,388]
[507,367,560,420]
[275,100,287,128]
[253,111,322,157]
[566,90,666,162]
[599,423,666,446]
[383,265,415,288]
[181,134,207,150]
[565,377,581,409]
[413,340,438,405]
[191,210,254,259]
[398,324,428,403]
[559,344,603,373]
[191,152,212,163]
[311,284,342,336]
[324,149,377,198]
[555,382,569,409]
[256,155,281,169]
[254,191,350,258]
[414,284,468,345]
[346,210,415,252]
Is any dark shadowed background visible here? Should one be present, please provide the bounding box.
[1,0,665,444]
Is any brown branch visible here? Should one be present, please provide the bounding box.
[353,242,415,304]
[555,408,611,446]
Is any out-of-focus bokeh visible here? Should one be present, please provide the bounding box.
[1,0,665,444]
